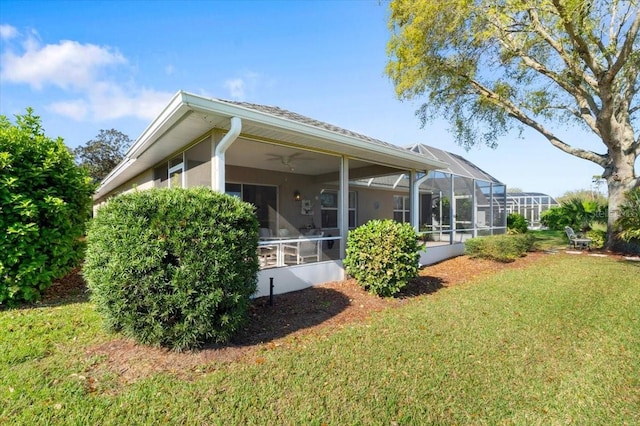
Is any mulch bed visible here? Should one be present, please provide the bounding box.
[39,252,547,383]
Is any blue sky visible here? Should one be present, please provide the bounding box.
[0,0,614,197]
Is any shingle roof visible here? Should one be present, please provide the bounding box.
[219,99,405,152]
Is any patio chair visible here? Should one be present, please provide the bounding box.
[258,228,277,268]
[283,233,323,265]
[258,245,278,268]
[564,226,592,250]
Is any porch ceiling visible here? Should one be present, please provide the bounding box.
[96,91,448,199]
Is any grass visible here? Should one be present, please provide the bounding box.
[2,254,639,424]
[530,229,568,251]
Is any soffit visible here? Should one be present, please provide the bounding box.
[96,92,448,199]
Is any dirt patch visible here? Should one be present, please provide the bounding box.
[47,253,546,384]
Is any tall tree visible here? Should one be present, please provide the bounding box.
[386,0,639,247]
[74,129,132,181]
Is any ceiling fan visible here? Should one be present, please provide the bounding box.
[265,152,313,172]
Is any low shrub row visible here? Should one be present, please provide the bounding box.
[465,233,536,262]
[585,229,606,249]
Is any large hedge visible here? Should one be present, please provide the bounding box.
[84,187,259,350]
[344,219,420,297]
[0,109,94,306]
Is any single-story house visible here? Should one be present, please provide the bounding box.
[95,91,507,297]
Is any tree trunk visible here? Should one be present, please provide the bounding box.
[604,153,639,250]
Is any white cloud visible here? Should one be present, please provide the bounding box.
[224,78,245,100]
[48,82,171,121]
[1,38,125,90]
[0,24,18,40]
[1,28,173,122]
[87,83,171,121]
[48,99,89,120]
[223,71,262,100]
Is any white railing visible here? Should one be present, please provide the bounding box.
[258,235,340,268]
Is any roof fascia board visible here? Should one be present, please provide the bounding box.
[98,91,189,191]
[181,93,448,171]
[128,91,192,159]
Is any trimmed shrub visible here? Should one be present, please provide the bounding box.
[585,229,606,249]
[84,187,259,350]
[615,187,640,243]
[507,212,528,234]
[540,206,568,230]
[0,109,94,306]
[465,234,536,262]
[344,219,420,297]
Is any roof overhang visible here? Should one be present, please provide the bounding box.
[95,91,448,200]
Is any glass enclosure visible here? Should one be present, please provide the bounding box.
[505,192,559,227]
[417,170,507,245]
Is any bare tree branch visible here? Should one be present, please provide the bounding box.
[467,78,608,166]
[609,12,640,81]
[494,30,601,134]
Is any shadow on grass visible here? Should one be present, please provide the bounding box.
[229,275,445,347]
[399,275,445,298]
[2,268,90,312]
[231,287,351,346]
[6,268,446,350]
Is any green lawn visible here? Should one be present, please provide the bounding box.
[530,229,568,251]
[2,254,639,425]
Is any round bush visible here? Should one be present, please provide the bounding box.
[344,219,420,297]
[84,187,259,350]
[1,109,94,306]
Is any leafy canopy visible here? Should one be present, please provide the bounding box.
[386,0,639,163]
[74,129,132,182]
[387,0,639,246]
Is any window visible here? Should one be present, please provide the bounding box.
[320,190,338,228]
[348,191,357,228]
[225,183,277,229]
[168,155,184,188]
[393,195,410,223]
[153,163,168,188]
[320,190,357,229]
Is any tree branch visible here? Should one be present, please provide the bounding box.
[526,7,600,91]
[495,32,600,134]
[468,78,608,167]
[551,0,605,78]
[609,11,640,82]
